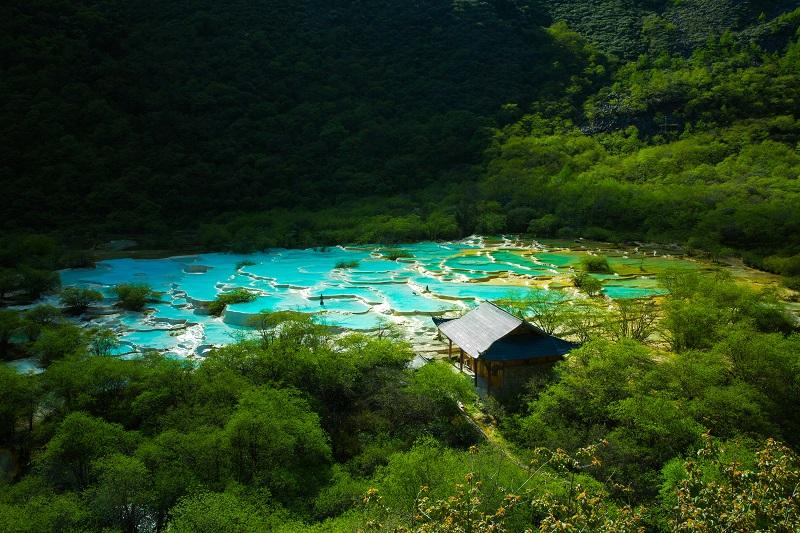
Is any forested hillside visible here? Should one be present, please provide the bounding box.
[3,1,799,262]
[481,6,800,280]
[541,0,800,57]
[1,0,601,234]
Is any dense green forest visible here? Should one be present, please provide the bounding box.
[2,0,800,530]
[3,1,800,276]
[2,0,591,233]
[1,271,799,531]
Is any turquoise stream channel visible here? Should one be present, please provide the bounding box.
[44,237,690,362]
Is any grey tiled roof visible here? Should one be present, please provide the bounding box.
[437,301,576,360]
[438,302,525,358]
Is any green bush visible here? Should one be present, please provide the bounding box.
[224,387,332,501]
[334,260,360,269]
[580,255,613,274]
[169,491,288,533]
[21,305,63,341]
[573,272,604,296]
[207,289,257,316]
[32,324,85,366]
[527,214,561,237]
[60,287,104,315]
[19,267,60,300]
[87,328,119,357]
[381,249,412,261]
[113,284,155,311]
[764,254,800,277]
[313,466,370,519]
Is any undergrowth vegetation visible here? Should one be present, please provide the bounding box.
[0,271,797,530]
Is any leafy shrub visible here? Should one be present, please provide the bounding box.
[573,272,604,296]
[35,412,137,490]
[583,226,613,242]
[60,287,103,314]
[313,466,370,519]
[208,289,257,316]
[224,387,332,501]
[670,436,800,531]
[19,267,60,300]
[22,305,63,341]
[528,214,561,237]
[169,491,288,533]
[381,249,412,261]
[87,328,119,357]
[32,324,85,366]
[334,260,360,269]
[580,255,613,273]
[764,254,800,277]
[247,311,324,347]
[113,284,155,311]
[784,276,800,291]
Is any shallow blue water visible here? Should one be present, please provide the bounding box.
[53,238,674,359]
[602,285,668,299]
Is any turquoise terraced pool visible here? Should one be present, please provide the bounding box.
[53,236,696,360]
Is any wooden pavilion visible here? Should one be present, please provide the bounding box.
[434,302,575,395]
